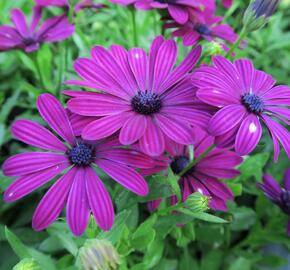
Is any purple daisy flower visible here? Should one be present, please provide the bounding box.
[164,8,237,47]
[193,56,290,161]
[2,94,153,236]
[65,36,211,157]
[0,6,74,53]
[147,128,243,212]
[110,0,216,24]
[257,169,290,236]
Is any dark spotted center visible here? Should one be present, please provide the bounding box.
[241,93,265,114]
[280,189,290,215]
[131,90,162,115]
[195,24,212,35]
[22,37,35,45]
[67,142,94,166]
[170,156,190,175]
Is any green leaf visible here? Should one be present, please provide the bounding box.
[227,182,243,196]
[143,238,164,269]
[229,257,251,270]
[178,209,228,224]
[200,250,223,270]
[37,45,53,90]
[167,168,181,201]
[5,227,31,259]
[13,258,41,270]
[230,207,256,231]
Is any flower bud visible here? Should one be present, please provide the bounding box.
[184,192,209,213]
[78,239,120,270]
[13,258,41,270]
[243,0,280,32]
[204,42,224,56]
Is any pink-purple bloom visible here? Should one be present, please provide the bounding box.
[165,8,237,46]
[65,36,211,157]
[111,0,215,24]
[193,56,290,161]
[148,129,242,212]
[257,169,290,236]
[3,94,153,236]
[0,7,74,53]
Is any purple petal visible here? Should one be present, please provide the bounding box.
[128,48,148,91]
[235,114,262,156]
[139,118,165,156]
[252,70,276,96]
[209,196,228,211]
[96,159,149,196]
[11,9,29,37]
[85,167,114,231]
[3,152,68,176]
[11,120,67,152]
[168,5,188,24]
[148,199,162,212]
[155,114,194,145]
[30,6,42,32]
[67,167,90,236]
[263,86,290,105]
[284,169,290,190]
[3,163,69,202]
[68,113,98,137]
[37,94,75,145]
[0,26,22,50]
[234,60,255,93]
[119,114,147,145]
[263,175,282,196]
[153,39,177,93]
[81,112,130,140]
[32,167,76,231]
[208,105,247,136]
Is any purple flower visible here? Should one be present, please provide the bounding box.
[222,0,233,8]
[257,168,290,236]
[0,7,74,53]
[193,56,290,161]
[165,8,237,47]
[2,94,153,236]
[110,0,216,24]
[148,128,242,212]
[65,36,211,157]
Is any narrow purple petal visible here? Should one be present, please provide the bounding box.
[3,152,68,176]
[96,159,149,196]
[67,167,90,236]
[86,167,114,231]
[263,175,282,196]
[11,120,67,152]
[37,94,75,145]
[168,5,188,24]
[32,167,77,231]
[284,169,290,190]
[11,9,29,37]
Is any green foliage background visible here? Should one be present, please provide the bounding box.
[0,0,289,269]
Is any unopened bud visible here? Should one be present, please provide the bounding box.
[204,42,224,56]
[243,0,280,32]
[184,192,209,213]
[78,239,120,270]
[13,258,41,270]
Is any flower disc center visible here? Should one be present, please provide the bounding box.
[170,156,189,175]
[195,24,211,35]
[131,91,162,115]
[241,93,264,114]
[67,142,94,166]
[280,189,290,215]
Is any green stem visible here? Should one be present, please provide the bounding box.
[178,144,215,177]
[157,203,182,216]
[225,26,247,58]
[130,8,138,46]
[32,52,45,89]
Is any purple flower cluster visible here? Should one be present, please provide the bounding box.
[1,0,289,236]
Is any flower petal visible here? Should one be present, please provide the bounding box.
[86,167,114,231]
[11,120,67,152]
[96,159,149,196]
[168,4,188,24]
[284,169,290,191]
[37,94,75,145]
[67,167,90,236]
[11,9,29,37]
[32,167,76,231]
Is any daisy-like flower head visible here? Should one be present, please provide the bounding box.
[193,56,290,161]
[65,36,212,157]
[110,0,216,24]
[257,168,290,235]
[0,7,74,53]
[147,128,242,212]
[165,8,237,47]
[2,94,154,236]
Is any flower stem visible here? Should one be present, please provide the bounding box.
[130,8,138,46]
[178,144,215,177]
[225,26,247,58]
[32,51,45,89]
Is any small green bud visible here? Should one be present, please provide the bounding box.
[204,41,224,56]
[13,258,41,270]
[184,192,209,213]
[243,0,280,32]
[78,239,121,270]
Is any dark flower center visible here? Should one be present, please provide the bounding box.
[155,0,177,3]
[241,93,265,114]
[22,37,35,46]
[195,24,212,35]
[131,90,162,115]
[170,156,190,175]
[67,142,94,166]
[279,189,290,215]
